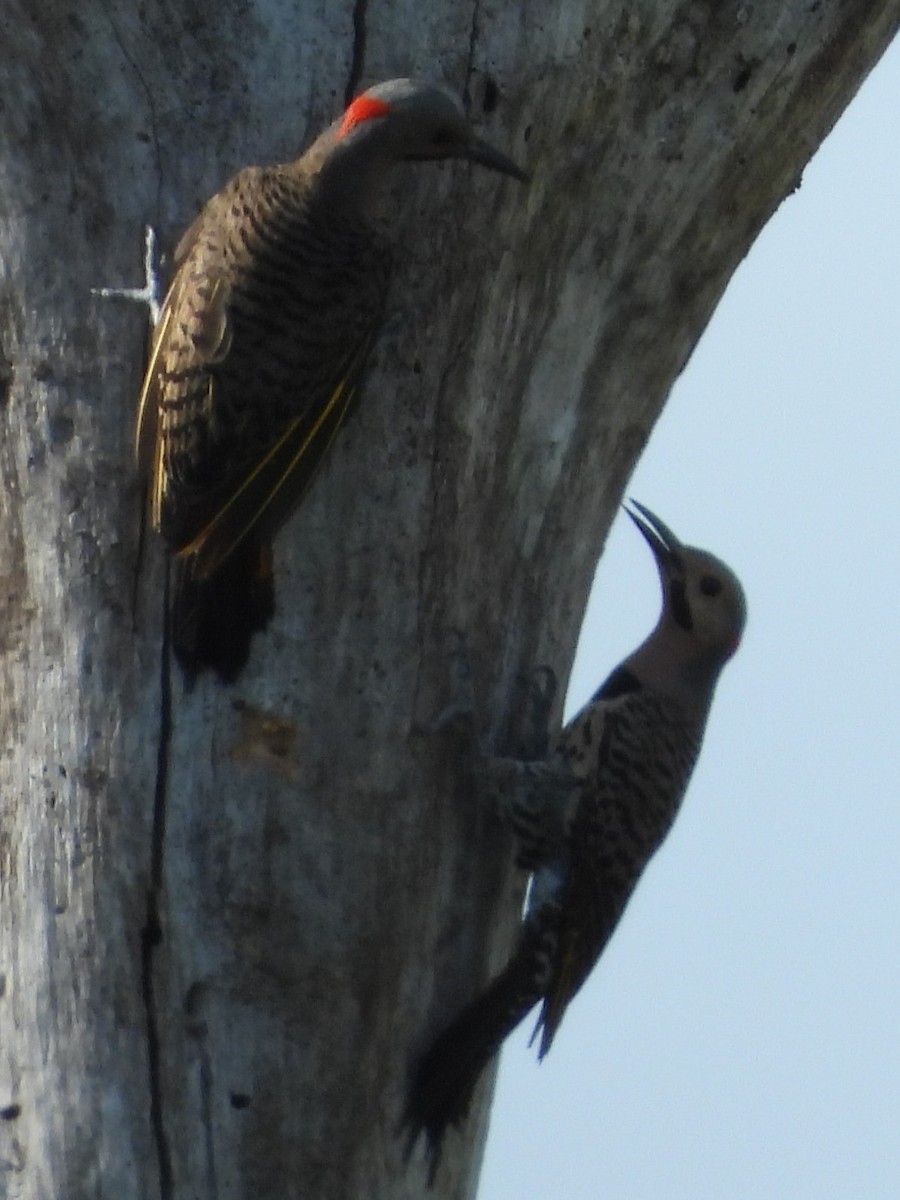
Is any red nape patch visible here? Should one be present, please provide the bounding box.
[338,94,392,139]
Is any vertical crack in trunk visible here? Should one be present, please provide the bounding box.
[141,563,174,1199]
[131,497,148,632]
[199,1055,220,1197]
[96,0,164,222]
[463,0,481,109]
[345,0,369,107]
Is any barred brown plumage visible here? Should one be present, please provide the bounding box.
[136,79,528,680]
[405,503,747,1178]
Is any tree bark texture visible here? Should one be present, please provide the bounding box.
[0,2,896,1198]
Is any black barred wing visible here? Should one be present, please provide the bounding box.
[136,165,391,575]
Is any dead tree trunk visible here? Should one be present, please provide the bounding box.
[0,2,896,1198]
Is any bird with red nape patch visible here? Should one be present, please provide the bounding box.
[137,79,528,681]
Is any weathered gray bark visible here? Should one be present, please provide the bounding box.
[0,2,896,1198]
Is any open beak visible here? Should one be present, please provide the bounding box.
[465,136,530,182]
[624,500,684,578]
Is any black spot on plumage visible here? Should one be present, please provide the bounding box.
[669,577,693,631]
[592,665,641,702]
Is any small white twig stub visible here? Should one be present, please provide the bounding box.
[92,225,163,326]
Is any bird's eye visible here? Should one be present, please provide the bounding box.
[699,575,722,597]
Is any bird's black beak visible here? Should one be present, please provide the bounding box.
[624,500,685,578]
[625,501,694,631]
[465,136,530,182]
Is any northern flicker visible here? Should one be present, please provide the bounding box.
[405,502,747,1175]
[136,79,528,680]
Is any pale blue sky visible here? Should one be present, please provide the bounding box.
[480,35,900,1200]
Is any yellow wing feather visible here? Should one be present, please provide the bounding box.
[134,288,177,478]
[176,365,361,579]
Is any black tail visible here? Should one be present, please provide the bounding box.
[171,536,275,683]
[405,915,554,1183]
